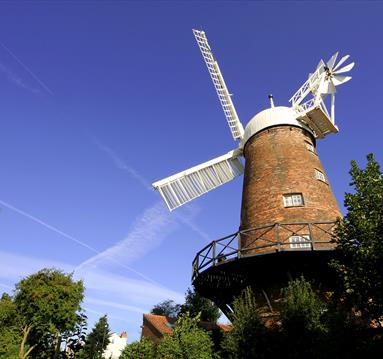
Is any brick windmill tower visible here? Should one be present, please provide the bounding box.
[153,30,354,314]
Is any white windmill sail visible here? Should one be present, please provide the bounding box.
[290,52,354,138]
[153,150,244,211]
[193,29,244,141]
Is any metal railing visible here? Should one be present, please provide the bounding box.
[192,221,337,280]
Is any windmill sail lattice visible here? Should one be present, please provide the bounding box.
[289,52,354,138]
[193,29,244,141]
[152,151,244,211]
[289,60,326,107]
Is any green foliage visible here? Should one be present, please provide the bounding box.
[157,312,215,359]
[0,344,19,359]
[180,287,221,323]
[331,154,383,323]
[119,337,156,359]
[151,287,220,323]
[14,268,84,335]
[13,268,85,358]
[221,287,269,359]
[280,277,328,358]
[281,276,327,334]
[79,315,110,359]
[151,299,181,318]
[0,293,23,356]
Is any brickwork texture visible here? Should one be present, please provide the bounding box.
[240,125,341,252]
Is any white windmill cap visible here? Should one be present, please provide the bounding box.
[243,106,314,145]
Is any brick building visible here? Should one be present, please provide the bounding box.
[240,118,340,253]
[192,106,342,315]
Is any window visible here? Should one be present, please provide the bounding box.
[166,322,176,329]
[305,141,315,153]
[289,235,311,249]
[315,169,326,182]
[283,193,304,207]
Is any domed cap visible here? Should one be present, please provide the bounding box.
[243,106,313,146]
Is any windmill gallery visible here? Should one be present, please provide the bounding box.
[152,30,354,316]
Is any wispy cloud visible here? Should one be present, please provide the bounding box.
[173,211,211,243]
[78,268,184,305]
[0,249,73,280]
[0,41,53,95]
[0,250,184,313]
[92,138,151,190]
[92,139,211,243]
[82,307,134,324]
[0,199,159,286]
[76,139,211,272]
[76,201,179,271]
[0,282,13,290]
[0,199,98,254]
[0,62,40,94]
[85,298,147,314]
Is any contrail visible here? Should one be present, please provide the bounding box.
[93,139,212,242]
[0,62,40,94]
[83,306,134,323]
[0,41,53,95]
[85,297,147,314]
[92,138,152,190]
[76,201,179,271]
[0,199,160,286]
[76,139,210,272]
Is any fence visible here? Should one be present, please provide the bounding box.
[192,221,337,281]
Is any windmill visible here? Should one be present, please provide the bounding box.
[152,30,354,211]
[152,29,354,314]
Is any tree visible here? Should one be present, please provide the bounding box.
[281,276,327,334]
[0,293,24,357]
[119,337,156,359]
[78,315,110,359]
[280,277,328,358]
[180,287,221,323]
[151,299,181,318]
[157,312,214,359]
[13,268,84,359]
[221,287,269,359]
[62,312,87,358]
[331,154,383,324]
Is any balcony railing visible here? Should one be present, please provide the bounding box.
[192,221,337,281]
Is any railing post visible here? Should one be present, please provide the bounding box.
[212,241,216,266]
[308,223,314,250]
[237,232,241,259]
[192,256,199,280]
[276,223,281,251]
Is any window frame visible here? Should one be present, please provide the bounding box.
[283,193,304,207]
[315,169,326,182]
[305,141,315,153]
[289,234,311,249]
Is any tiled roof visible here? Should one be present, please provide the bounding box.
[199,321,232,332]
[217,323,232,332]
[143,314,177,336]
[142,314,232,338]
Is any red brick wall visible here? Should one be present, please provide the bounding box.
[240,126,341,252]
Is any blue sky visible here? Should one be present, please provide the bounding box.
[0,1,382,342]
